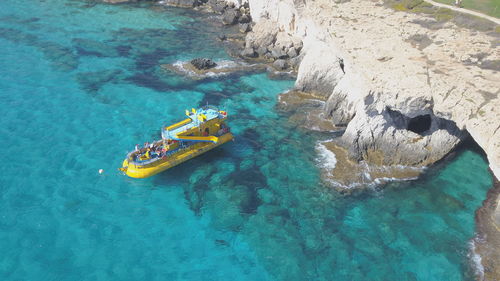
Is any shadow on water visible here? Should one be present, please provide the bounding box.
[198,75,257,106]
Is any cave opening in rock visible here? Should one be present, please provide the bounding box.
[407,114,431,134]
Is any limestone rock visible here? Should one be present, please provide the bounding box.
[242,0,499,179]
[295,41,345,99]
[244,19,279,50]
[239,23,251,33]
[255,46,268,56]
[270,47,288,60]
[273,59,288,70]
[239,14,251,24]
[208,0,226,13]
[159,0,201,7]
[287,48,298,59]
[222,9,239,25]
[103,0,133,3]
[340,102,466,167]
[288,54,303,70]
[240,47,257,58]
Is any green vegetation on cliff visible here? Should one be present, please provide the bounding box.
[386,0,498,31]
[435,0,500,18]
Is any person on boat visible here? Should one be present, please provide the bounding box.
[152,149,159,158]
[144,141,149,148]
[135,144,140,151]
[141,148,150,160]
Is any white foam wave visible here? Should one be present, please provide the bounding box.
[170,60,253,79]
[171,60,196,76]
[315,141,337,170]
[468,236,485,281]
[318,156,425,190]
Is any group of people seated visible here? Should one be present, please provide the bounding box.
[135,140,177,161]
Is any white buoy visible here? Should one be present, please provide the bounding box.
[99,169,104,174]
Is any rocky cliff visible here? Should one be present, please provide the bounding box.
[105,0,500,180]
[229,0,500,181]
[231,0,499,278]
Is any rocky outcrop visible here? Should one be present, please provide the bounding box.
[235,0,499,275]
[190,58,217,70]
[474,174,500,281]
[339,102,467,167]
[241,18,303,70]
[154,0,499,181]
[103,0,136,3]
[228,0,500,181]
[159,0,203,7]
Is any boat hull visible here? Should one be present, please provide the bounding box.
[121,133,233,178]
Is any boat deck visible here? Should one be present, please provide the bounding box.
[163,107,222,139]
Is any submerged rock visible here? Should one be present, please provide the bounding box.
[190,58,217,70]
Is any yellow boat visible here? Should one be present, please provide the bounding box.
[120,106,234,178]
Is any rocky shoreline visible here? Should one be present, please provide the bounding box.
[101,0,500,278]
[141,0,500,183]
[474,172,500,281]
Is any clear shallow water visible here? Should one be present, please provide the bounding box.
[0,1,493,280]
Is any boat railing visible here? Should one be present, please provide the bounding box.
[165,118,192,131]
[128,141,201,167]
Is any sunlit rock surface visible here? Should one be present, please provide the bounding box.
[236,0,499,180]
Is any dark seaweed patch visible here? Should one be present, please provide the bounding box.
[135,48,172,71]
[228,168,267,214]
[0,27,79,71]
[125,72,174,92]
[0,27,38,45]
[239,128,263,150]
[199,91,227,106]
[76,69,124,92]
[73,38,120,58]
[36,41,79,71]
[115,45,132,57]
[230,167,267,190]
[199,77,256,105]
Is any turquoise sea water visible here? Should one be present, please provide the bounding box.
[0,1,494,280]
